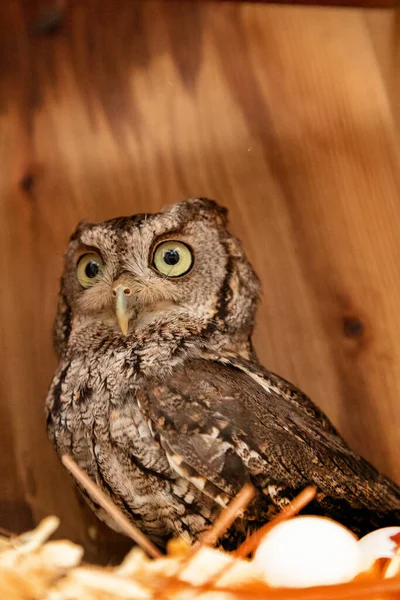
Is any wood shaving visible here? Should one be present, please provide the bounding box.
[0,518,265,600]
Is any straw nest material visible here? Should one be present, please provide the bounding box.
[1,456,400,600]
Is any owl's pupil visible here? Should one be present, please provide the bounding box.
[85,261,99,278]
[163,249,180,266]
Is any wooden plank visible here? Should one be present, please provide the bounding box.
[365,9,400,134]
[189,0,399,7]
[1,0,400,561]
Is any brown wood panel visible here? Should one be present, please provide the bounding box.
[1,0,400,561]
[365,9,400,132]
[197,0,399,7]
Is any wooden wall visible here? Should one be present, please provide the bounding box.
[1,0,400,562]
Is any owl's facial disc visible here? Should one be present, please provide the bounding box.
[108,241,194,335]
[58,199,261,355]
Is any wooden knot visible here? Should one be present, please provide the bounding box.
[343,316,364,339]
[19,173,35,193]
[30,4,65,36]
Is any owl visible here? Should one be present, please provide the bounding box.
[46,198,400,549]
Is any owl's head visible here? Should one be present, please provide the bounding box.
[55,199,260,356]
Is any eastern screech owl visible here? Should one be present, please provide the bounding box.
[46,198,400,549]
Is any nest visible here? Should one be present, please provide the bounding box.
[1,455,400,600]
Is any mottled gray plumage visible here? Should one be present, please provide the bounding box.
[46,198,400,549]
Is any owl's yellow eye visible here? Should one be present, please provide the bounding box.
[152,241,193,277]
[76,253,104,288]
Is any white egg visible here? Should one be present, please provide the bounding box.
[358,527,400,572]
[253,516,361,588]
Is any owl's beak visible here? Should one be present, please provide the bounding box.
[113,283,132,336]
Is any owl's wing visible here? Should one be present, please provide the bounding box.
[212,353,341,436]
[138,356,400,528]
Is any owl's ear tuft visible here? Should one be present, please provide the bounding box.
[69,220,91,242]
[185,198,229,226]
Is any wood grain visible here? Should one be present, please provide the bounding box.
[199,0,399,6]
[1,0,400,562]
